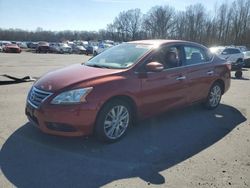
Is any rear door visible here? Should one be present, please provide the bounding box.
[183,45,215,103]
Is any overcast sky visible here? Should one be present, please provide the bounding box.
[0,0,234,31]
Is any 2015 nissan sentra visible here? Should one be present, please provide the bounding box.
[25,40,231,142]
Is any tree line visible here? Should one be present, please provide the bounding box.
[0,0,249,47]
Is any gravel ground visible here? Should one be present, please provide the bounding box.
[0,52,249,188]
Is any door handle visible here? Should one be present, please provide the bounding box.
[207,70,214,75]
[176,76,186,81]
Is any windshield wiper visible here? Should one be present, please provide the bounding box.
[85,64,110,69]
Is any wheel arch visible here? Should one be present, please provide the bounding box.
[97,95,138,124]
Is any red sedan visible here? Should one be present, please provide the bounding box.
[3,44,22,53]
[26,40,231,142]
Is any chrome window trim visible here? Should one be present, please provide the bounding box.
[134,56,214,74]
[134,43,215,75]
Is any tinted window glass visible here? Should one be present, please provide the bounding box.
[222,48,230,54]
[148,46,182,69]
[223,48,240,54]
[231,49,240,54]
[184,46,207,65]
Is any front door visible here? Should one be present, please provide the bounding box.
[139,45,189,117]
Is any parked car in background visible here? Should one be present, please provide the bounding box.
[72,44,86,54]
[27,42,38,49]
[209,46,225,54]
[0,41,12,47]
[0,44,3,52]
[219,47,244,70]
[58,43,72,54]
[93,43,113,56]
[83,44,94,55]
[17,42,28,49]
[210,46,244,78]
[26,40,231,142]
[49,43,61,53]
[36,42,50,53]
[3,44,21,53]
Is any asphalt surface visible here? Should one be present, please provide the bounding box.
[0,52,249,188]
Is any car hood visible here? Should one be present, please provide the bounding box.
[6,45,19,49]
[34,64,125,92]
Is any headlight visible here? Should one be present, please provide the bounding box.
[51,87,93,104]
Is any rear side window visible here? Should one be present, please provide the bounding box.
[232,49,240,54]
[184,46,208,65]
[222,48,241,54]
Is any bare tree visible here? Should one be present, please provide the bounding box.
[112,9,142,41]
[143,5,175,39]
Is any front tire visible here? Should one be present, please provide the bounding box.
[204,82,222,110]
[95,99,132,143]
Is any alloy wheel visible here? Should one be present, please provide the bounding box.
[209,85,222,107]
[103,105,130,139]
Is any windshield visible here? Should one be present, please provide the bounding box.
[85,43,152,69]
[210,47,225,54]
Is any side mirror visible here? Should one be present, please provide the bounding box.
[146,62,164,72]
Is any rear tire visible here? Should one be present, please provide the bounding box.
[204,82,222,110]
[235,71,242,79]
[95,99,132,143]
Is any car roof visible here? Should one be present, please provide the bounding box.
[128,39,207,49]
[224,47,241,50]
[128,39,182,45]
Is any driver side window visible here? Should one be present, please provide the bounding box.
[148,46,181,70]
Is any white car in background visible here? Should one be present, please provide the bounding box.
[58,43,72,54]
[17,42,28,49]
[210,46,245,78]
[209,46,225,54]
[93,43,113,56]
[210,46,244,64]
[219,47,244,63]
[209,46,244,63]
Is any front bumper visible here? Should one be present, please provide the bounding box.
[5,48,21,53]
[25,102,98,137]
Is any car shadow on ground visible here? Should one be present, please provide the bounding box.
[0,104,246,188]
[231,77,250,80]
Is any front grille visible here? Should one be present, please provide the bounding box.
[9,48,19,53]
[28,87,53,108]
